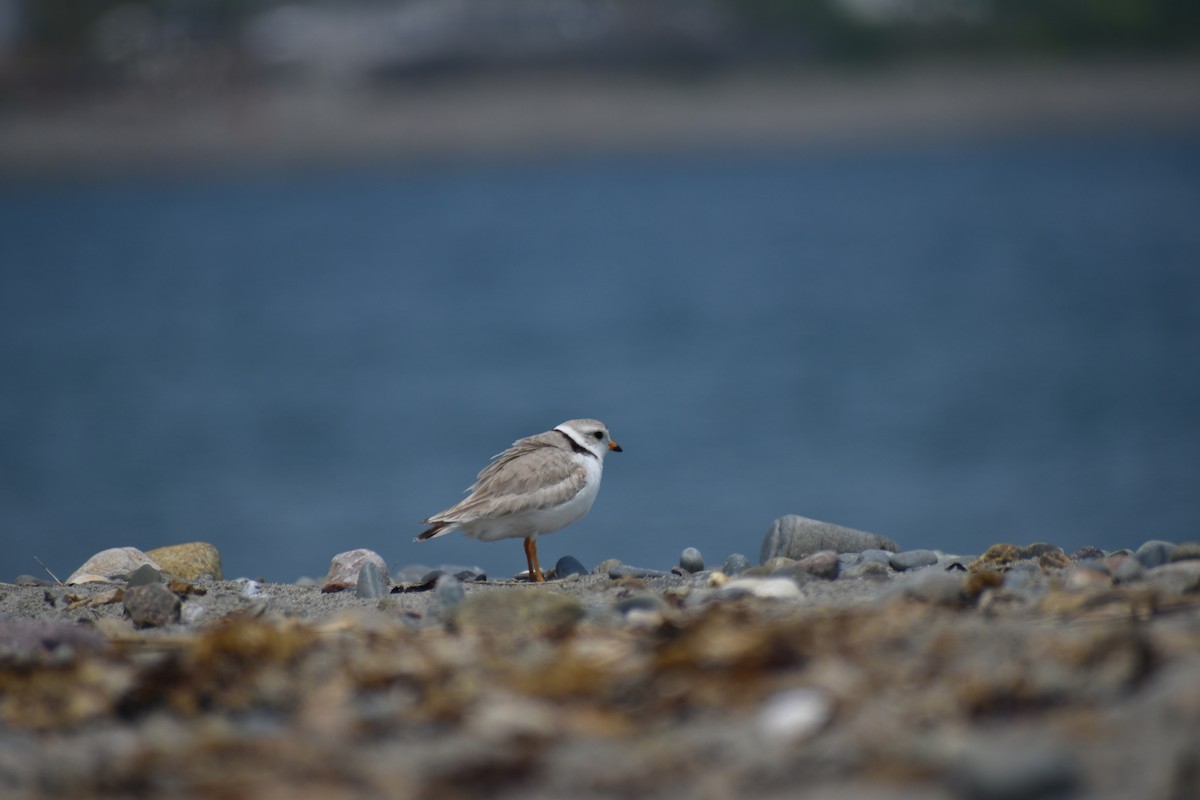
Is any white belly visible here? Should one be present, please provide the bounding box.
[460,456,603,542]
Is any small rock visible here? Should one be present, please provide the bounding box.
[1064,567,1112,590]
[553,556,588,579]
[180,601,207,626]
[721,553,751,575]
[125,564,164,587]
[1170,541,1200,562]
[1108,554,1144,584]
[793,551,840,580]
[721,577,804,600]
[144,542,223,580]
[679,547,705,574]
[1142,560,1200,594]
[594,558,623,576]
[890,549,939,572]
[608,564,670,580]
[760,515,899,563]
[846,560,890,579]
[757,688,832,742]
[66,547,162,585]
[355,562,388,599]
[947,742,1078,800]
[434,574,466,617]
[889,571,967,606]
[1069,546,1105,561]
[0,619,108,661]
[123,583,181,628]
[456,589,584,636]
[614,593,668,626]
[239,579,269,599]
[1037,549,1072,570]
[857,549,895,565]
[322,549,390,593]
[1135,540,1177,569]
[13,575,48,587]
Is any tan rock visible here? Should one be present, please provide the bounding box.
[145,542,223,581]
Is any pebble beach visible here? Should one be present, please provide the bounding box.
[2,515,1198,799]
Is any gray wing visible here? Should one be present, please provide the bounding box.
[425,432,587,523]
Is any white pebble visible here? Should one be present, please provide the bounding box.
[757,688,832,741]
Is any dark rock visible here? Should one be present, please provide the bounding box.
[1135,540,1177,569]
[144,542,223,580]
[454,570,487,582]
[125,564,164,587]
[608,564,670,580]
[889,549,939,572]
[355,562,387,599]
[322,549,390,593]
[721,553,751,575]
[553,556,588,579]
[1169,541,1200,562]
[760,515,898,563]
[945,561,968,572]
[123,583,181,628]
[947,742,1078,800]
[679,547,705,574]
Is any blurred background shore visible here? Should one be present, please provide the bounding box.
[3,1,1200,173]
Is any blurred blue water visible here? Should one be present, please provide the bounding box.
[2,133,1199,582]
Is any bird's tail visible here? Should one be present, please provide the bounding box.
[415,521,454,542]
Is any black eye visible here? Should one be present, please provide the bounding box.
[593,431,604,440]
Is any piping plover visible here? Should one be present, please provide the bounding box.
[416,419,622,582]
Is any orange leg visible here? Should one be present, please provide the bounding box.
[523,537,544,583]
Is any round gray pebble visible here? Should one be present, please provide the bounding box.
[1135,540,1177,569]
[889,549,939,572]
[721,553,751,575]
[679,547,705,573]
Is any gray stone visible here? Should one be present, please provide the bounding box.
[889,549,939,572]
[1142,561,1200,594]
[721,553,751,575]
[888,570,966,606]
[125,564,164,587]
[13,575,47,587]
[858,549,894,565]
[846,560,889,579]
[355,562,388,599]
[614,593,667,615]
[434,574,466,615]
[322,549,391,592]
[1108,554,1144,584]
[180,601,208,626]
[553,556,588,578]
[66,547,162,585]
[793,551,840,580]
[679,547,705,574]
[608,564,670,580]
[1169,541,1200,562]
[123,583,181,628]
[456,589,584,636]
[1135,540,1177,569]
[760,515,899,563]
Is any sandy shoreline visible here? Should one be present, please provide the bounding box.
[3,58,1200,176]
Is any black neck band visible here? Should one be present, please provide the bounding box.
[557,429,597,458]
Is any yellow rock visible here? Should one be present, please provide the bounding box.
[145,542,223,581]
